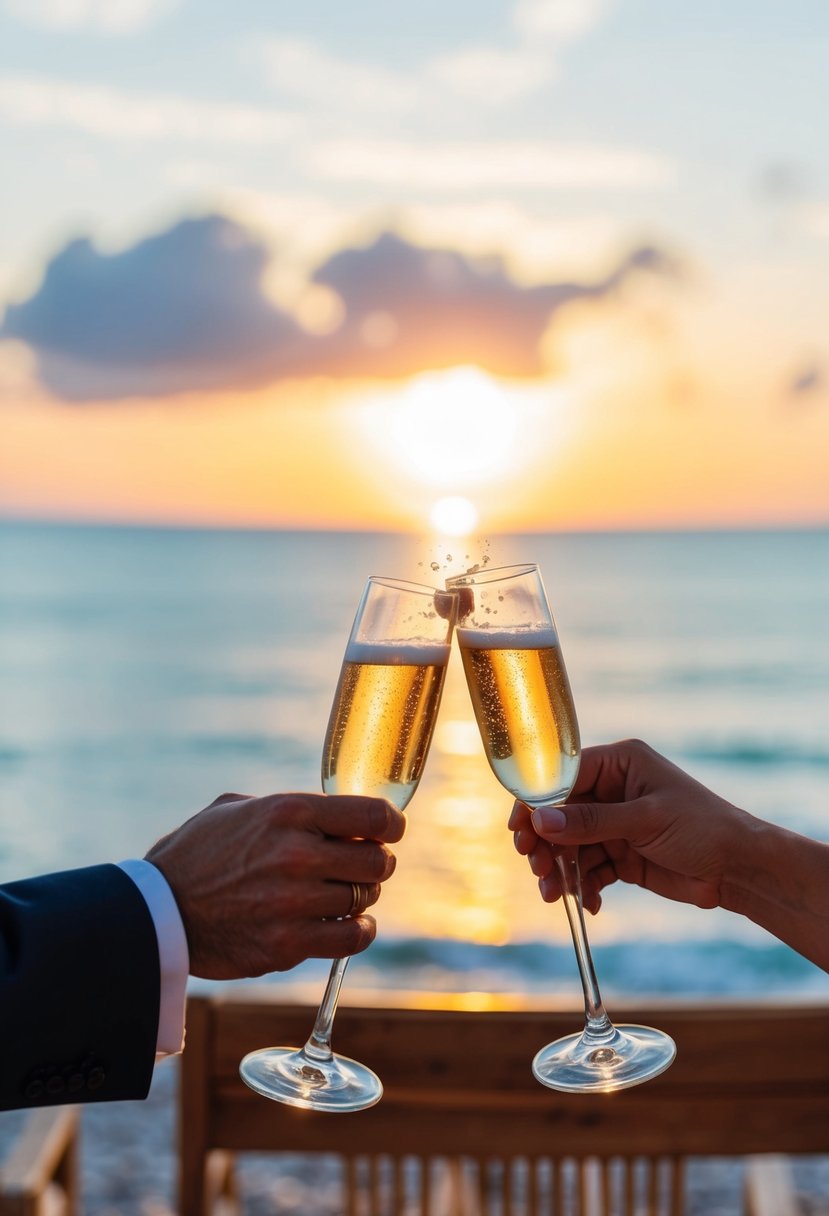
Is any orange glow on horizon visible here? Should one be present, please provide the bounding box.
[0,359,828,533]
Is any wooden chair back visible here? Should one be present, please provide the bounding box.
[178,992,829,1216]
[0,1107,79,1216]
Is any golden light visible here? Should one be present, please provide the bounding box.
[340,369,587,533]
[367,366,519,487]
[434,717,483,756]
[430,495,479,536]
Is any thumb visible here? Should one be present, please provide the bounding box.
[531,801,639,845]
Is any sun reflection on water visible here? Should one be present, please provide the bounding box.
[383,656,577,950]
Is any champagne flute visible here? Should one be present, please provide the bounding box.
[239,576,457,1111]
[446,563,676,1093]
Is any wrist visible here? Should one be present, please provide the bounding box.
[719,816,829,970]
[718,813,781,919]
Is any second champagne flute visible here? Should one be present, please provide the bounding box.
[239,576,456,1112]
[447,563,676,1093]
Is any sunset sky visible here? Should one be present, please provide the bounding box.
[1,0,829,533]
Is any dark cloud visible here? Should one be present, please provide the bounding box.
[755,162,810,203]
[311,236,676,379]
[785,361,824,405]
[0,216,305,400]
[0,214,678,401]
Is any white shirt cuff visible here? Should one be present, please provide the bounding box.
[118,858,189,1057]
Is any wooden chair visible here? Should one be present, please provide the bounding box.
[0,1108,79,1216]
[178,991,829,1216]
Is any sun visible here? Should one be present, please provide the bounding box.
[348,364,580,532]
[430,495,479,536]
[366,366,519,488]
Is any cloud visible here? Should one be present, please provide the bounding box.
[0,216,305,399]
[793,201,829,241]
[785,361,824,405]
[259,37,420,113]
[2,0,177,33]
[306,139,671,192]
[0,74,298,144]
[512,0,610,42]
[426,47,551,104]
[259,0,614,113]
[755,162,810,204]
[428,0,614,104]
[0,214,677,401]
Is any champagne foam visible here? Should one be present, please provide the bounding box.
[346,640,450,665]
[457,625,559,649]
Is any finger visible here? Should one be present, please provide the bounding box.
[301,913,378,959]
[508,800,533,831]
[512,824,539,856]
[527,839,557,879]
[569,740,648,801]
[576,843,614,877]
[332,880,381,918]
[317,795,406,843]
[316,838,398,883]
[587,860,619,894]
[569,744,618,799]
[530,840,607,883]
[532,799,649,848]
[581,876,603,915]
[539,861,615,908]
[206,791,254,808]
[571,739,679,802]
[538,871,563,903]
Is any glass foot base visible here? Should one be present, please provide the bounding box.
[532,1023,677,1094]
[239,1046,383,1112]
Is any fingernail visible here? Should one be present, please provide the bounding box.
[532,806,567,833]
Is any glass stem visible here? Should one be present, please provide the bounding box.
[303,956,350,1063]
[554,848,613,1040]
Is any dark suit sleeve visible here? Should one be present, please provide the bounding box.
[0,863,160,1109]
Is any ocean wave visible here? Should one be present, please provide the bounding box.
[181,733,314,764]
[0,745,26,768]
[681,740,829,768]
[260,935,829,999]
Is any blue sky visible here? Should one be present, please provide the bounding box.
[5,0,827,282]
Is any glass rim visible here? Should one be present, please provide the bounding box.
[366,574,442,597]
[445,562,539,587]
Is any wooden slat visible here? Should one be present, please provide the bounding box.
[345,1156,357,1216]
[743,1156,801,1216]
[208,1000,829,1092]
[0,1108,79,1216]
[527,1157,540,1216]
[180,995,213,1216]
[474,1157,488,1216]
[204,1087,828,1158]
[554,1159,566,1216]
[0,1109,79,1199]
[666,1152,680,1216]
[392,1156,404,1216]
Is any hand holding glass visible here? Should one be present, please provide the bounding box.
[239,576,455,1111]
[446,564,676,1093]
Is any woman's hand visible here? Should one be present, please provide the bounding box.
[510,739,753,915]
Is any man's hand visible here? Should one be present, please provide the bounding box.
[146,792,405,979]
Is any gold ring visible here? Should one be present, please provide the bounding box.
[348,882,369,917]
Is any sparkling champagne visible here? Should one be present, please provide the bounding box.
[457,627,580,805]
[322,640,449,810]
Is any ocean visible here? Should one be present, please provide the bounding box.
[2,520,829,1003]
